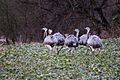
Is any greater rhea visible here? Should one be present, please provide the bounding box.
[42,28,58,51]
[78,27,90,46]
[53,32,65,54]
[53,32,65,46]
[64,29,79,52]
[64,29,79,64]
[87,33,103,52]
[84,27,103,53]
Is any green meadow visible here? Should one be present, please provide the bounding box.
[0,39,120,80]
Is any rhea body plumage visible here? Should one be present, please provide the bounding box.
[64,29,79,48]
[53,32,65,46]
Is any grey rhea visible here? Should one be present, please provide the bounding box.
[53,32,65,54]
[42,28,58,50]
[87,34,103,52]
[64,29,79,64]
[83,27,103,53]
[64,29,79,48]
[78,27,90,46]
[53,32,65,46]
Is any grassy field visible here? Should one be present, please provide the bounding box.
[0,38,120,80]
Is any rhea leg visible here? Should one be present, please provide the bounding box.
[73,47,77,65]
[57,46,64,54]
[85,45,93,55]
[53,46,58,54]
[88,45,95,54]
[85,46,90,54]
[45,45,53,54]
[70,48,75,67]
[97,48,101,54]
[45,45,53,51]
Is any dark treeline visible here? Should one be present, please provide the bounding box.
[0,0,120,44]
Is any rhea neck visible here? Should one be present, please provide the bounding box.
[42,28,48,38]
[74,29,79,38]
[76,31,79,37]
[86,28,90,35]
[44,30,48,37]
[86,28,91,39]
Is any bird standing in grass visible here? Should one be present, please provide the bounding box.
[87,34,103,52]
[42,28,58,51]
[78,27,90,46]
[53,32,65,46]
[64,29,79,53]
[79,27,103,53]
[64,29,79,65]
[53,32,65,54]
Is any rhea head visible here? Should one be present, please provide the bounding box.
[85,27,90,34]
